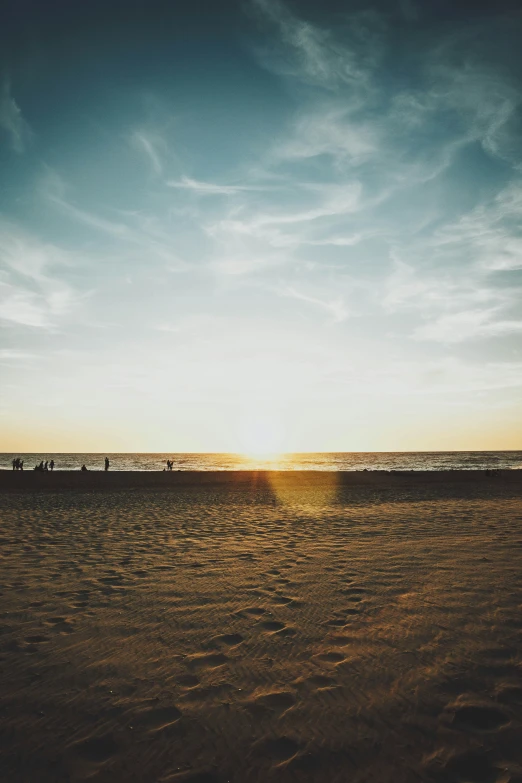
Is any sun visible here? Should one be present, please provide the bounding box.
[237,410,285,458]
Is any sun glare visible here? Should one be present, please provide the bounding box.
[238,409,285,458]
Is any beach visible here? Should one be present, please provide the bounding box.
[1,470,521,782]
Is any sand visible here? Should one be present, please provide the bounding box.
[0,470,521,782]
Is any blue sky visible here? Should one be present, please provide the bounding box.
[1,0,522,452]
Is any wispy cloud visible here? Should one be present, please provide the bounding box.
[250,0,383,91]
[192,0,522,358]
[167,175,266,196]
[0,220,79,329]
[414,310,522,343]
[273,108,378,164]
[442,182,522,272]
[0,78,32,153]
[203,180,364,262]
[130,130,164,175]
[40,169,191,271]
[277,285,349,322]
[0,281,73,328]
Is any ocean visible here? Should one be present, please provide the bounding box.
[2,451,522,472]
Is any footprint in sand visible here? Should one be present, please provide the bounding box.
[99,576,125,586]
[324,619,347,628]
[450,704,510,732]
[306,674,336,690]
[182,683,234,703]
[344,607,362,616]
[326,634,352,646]
[260,620,286,633]
[434,750,508,783]
[244,607,266,616]
[24,634,49,644]
[251,691,296,713]
[271,595,296,606]
[213,633,244,647]
[317,651,345,664]
[277,626,297,637]
[74,733,119,763]
[135,705,182,731]
[254,736,301,765]
[45,616,75,633]
[71,601,89,610]
[187,652,229,670]
[176,673,200,687]
[340,587,368,600]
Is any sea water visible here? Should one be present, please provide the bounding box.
[2,452,521,472]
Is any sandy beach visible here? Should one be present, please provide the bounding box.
[1,470,521,782]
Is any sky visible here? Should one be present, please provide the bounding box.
[1,0,521,453]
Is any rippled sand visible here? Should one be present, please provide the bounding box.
[1,471,521,782]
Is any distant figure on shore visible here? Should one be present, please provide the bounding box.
[19,460,23,471]
[12,457,24,470]
[50,459,54,472]
[166,459,173,471]
[105,457,110,471]
[12,458,16,470]
[81,464,88,472]
[44,460,48,471]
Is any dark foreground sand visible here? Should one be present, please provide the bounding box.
[1,471,521,783]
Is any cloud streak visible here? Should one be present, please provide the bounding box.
[0,78,31,153]
[130,130,164,175]
[0,220,80,329]
[167,175,269,196]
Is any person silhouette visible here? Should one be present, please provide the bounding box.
[12,458,16,471]
[44,461,48,471]
[104,457,110,471]
[81,464,88,471]
[50,459,54,472]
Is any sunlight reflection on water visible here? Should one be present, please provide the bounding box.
[2,451,521,472]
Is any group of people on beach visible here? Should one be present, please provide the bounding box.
[81,457,110,472]
[165,459,174,471]
[12,458,55,471]
[34,460,54,472]
[10,457,110,472]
